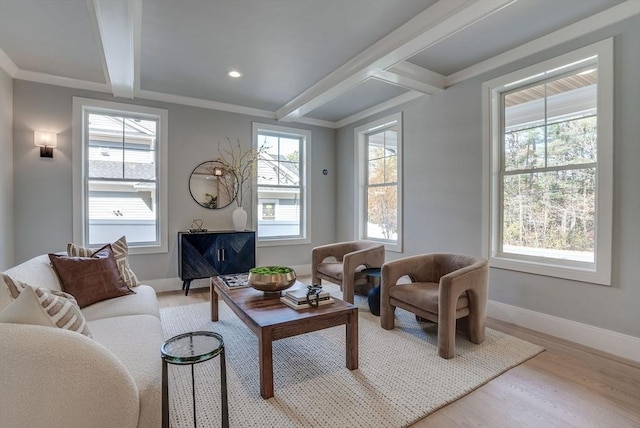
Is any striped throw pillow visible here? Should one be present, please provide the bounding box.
[0,274,92,337]
[67,236,140,288]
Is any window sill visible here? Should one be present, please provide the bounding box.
[257,237,311,247]
[128,243,168,255]
[489,254,610,286]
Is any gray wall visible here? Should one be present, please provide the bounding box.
[0,68,13,270]
[11,82,336,281]
[336,17,640,337]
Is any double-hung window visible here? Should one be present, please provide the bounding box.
[253,123,310,245]
[355,112,402,252]
[72,98,168,253]
[483,39,613,284]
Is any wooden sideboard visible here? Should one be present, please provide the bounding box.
[178,230,256,295]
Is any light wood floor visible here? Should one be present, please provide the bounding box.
[157,284,640,428]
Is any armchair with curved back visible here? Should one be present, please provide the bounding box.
[312,241,385,304]
[380,253,488,359]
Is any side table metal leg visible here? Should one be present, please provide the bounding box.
[191,364,196,427]
[220,347,229,428]
[162,359,169,428]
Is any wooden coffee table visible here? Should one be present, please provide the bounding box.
[210,277,358,399]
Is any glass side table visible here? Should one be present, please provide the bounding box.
[161,331,229,428]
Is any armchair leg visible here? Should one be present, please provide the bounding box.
[467,309,486,345]
[467,290,487,344]
[438,307,457,359]
[380,305,396,330]
[342,287,355,304]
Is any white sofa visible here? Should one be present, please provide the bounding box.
[0,254,164,428]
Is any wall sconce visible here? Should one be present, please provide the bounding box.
[34,131,57,158]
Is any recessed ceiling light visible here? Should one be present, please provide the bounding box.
[228,70,242,78]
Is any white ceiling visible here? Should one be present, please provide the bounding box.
[0,0,635,128]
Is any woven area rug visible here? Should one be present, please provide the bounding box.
[160,288,543,428]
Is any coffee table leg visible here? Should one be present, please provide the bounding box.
[210,278,219,321]
[259,329,274,399]
[346,309,359,370]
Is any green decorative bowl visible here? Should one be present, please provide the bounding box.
[248,266,297,294]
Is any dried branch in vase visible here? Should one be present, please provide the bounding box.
[216,137,266,207]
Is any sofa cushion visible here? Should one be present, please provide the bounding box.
[67,236,140,288]
[389,281,469,313]
[82,285,160,322]
[0,278,92,337]
[88,314,163,428]
[49,245,134,308]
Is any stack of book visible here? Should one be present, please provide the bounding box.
[280,287,334,310]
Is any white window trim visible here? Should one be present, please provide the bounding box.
[72,97,169,254]
[481,39,613,285]
[252,122,311,247]
[355,112,403,253]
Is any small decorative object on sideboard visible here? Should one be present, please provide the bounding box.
[248,266,296,295]
[188,219,207,233]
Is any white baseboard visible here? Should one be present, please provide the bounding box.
[488,300,640,363]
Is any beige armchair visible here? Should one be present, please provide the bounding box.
[312,241,385,303]
[381,253,488,359]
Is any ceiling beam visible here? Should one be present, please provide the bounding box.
[371,62,445,94]
[335,91,424,129]
[0,48,19,77]
[87,0,140,98]
[275,0,517,121]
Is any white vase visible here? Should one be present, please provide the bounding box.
[232,206,248,231]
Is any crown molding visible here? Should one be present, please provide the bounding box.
[135,89,276,119]
[14,70,112,93]
[288,116,337,129]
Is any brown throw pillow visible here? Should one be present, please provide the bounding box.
[49,244,134,308]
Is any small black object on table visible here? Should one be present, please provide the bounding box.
[362,267,382,316]
[161,331,229,428]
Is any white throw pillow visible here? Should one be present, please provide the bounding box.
[0,275,92,337]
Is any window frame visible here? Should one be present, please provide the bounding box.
[482,39,613,285]
[355,112,403,253]
[72,97,169,254]
[252,122,310,247]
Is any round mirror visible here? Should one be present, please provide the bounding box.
[189,160,237,209]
